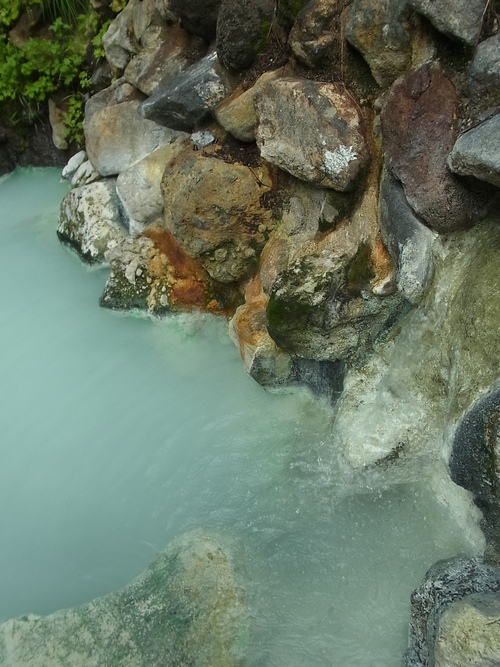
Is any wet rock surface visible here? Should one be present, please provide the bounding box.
[381,64,492,233]
[0,529,249,667]
[255,77,370,191]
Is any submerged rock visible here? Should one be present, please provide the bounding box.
[405,557,500,667]
[448,113,500,189]
[139,52,229,131]
[381,64,492,233]
[0,529,249,667]
[57,180,127,265]
[408,0,486,45]
[255,78,370,191]
[85,100,184,176]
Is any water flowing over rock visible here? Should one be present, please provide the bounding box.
[381,64,492,233]
[255,78,370,191]
[138,52,229,131]
[161,145,277,283]
[85,100,184,176]
[0,530,249,667]
[407,0,487,46]
[405,557,500,667]
[116,138,187,235]
[170,0,221,40]
[345,0,413,87]
[468,33,500,108]
[379,169,435,303]
[216,0,274,71]
[57,180,127,265]
[448,113,500,189]
[288,0,345,68]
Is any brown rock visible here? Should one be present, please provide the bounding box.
[288,0,345,68]
[255,78,370,191]
[381,65,491,233]
[162,145,277,283]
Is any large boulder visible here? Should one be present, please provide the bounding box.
[405,557,500,667]
[448,113,500,189]
[139,52,229,131]
[170,0,221,40]
[381,64,492,233]
[379,169,436,303]
[85,100,184,176]
[255,78,370,191]
[116,138,188,235]
[124,22,206,96]
[216,0,274,71]
[161,145,277,283]
[0,529,248,667]
[57,180,127,265]
[408,0,487,46]
[345,0,413,87]
[468,33,500,108]
[288,0,344,68]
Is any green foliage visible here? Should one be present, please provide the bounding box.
[0,0,22,26]
[91,17,110,59]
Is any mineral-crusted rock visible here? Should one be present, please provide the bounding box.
[288,0,345,68]
[62,150,86,180]
[266,248,405,361]
[124,22,206,96]
[255,78,370,191]
[170,0,221,40]
[450,385,500,558]
[408,0,486,45]
[448,114,500,189]
[434,595,500,667]
[139,52,229,131]
[85,100,185,176]
[405,558,500,667]
[57,180,127,265]
[469,33,500,107]
[162,145,276,283]
[380,169,435,303]
[0,529,248,667]
[83,78,145,131]
[71,159,101,188]
[215,68,289,142]
[116,139,187,235]
[216,0,274,71]
[100,227,214,314]
[345,0,413,87]
[381,64,491,233]
[102,0,140,71]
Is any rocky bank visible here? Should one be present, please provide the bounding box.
[9,0,500,663]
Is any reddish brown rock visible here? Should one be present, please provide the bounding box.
[381,65,491,233]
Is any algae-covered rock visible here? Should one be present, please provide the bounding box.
[57,180,127,265]
[0,529,249,667]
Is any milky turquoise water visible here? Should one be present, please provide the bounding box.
[0,168,480,666]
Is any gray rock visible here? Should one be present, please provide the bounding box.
[102,0,140,71]
[448,114,500,189]
[469,33,500,107]
[83,78,145,132]
[124,23,206,96]
[255,77,370,191]
[62,150,86,180]
[116,139,187,235]
[139,52,229,131]
[449,384,500,559]
[48,97,68,150]
[70,159,100,188]
[190,130,215,148]
[85,100,185,176]
[345,0,413,87]
[380,169,435,303]
[408,0,487,45]
[170,0,221,40]
[131,0,164,42]
[57,180,127,265]
[0,529,248,667]
[216,0,274,71]
[288,0,344,68]
[405,557,500,667]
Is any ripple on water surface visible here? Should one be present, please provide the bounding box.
[0,168,480,666]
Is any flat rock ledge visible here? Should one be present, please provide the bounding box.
[0,529,249,667]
